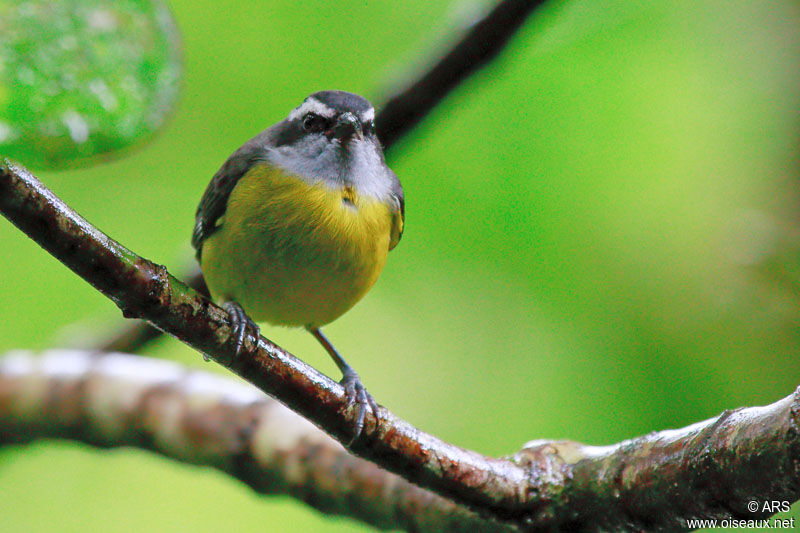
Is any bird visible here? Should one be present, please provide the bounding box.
[192,90,404,439]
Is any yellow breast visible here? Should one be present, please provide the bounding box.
[200,163,397,328]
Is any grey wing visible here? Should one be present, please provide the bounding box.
[387,168,405,250]
[191,131,271,259]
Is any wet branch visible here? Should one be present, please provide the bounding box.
[98,268,207,353]
[0,159,530,523]
[3,160,800,530]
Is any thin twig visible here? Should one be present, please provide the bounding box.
[376,0,549,151]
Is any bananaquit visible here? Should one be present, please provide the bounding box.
[192,91,404,435]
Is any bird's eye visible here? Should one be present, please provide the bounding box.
[302,113,327,133]
[363,120,375,135]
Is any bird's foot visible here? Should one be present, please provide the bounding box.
[219,300,260,362]
[306,327,378,444]
[341,367,379,445]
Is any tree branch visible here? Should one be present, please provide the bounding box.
[3,161,800,530]
[98,268,208,353]
[2,350,799,531]
[0,159,532,522]
[0,350,507,532]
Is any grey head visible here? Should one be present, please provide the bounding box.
[266,91,402,205]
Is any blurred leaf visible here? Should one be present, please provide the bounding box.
[0,0,182,169]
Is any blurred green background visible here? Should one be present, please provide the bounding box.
[1,0,799,531]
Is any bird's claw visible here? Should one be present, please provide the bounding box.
[222,301,260,361]
[341,368,378,444]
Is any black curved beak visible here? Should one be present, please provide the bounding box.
[330,112,363,142]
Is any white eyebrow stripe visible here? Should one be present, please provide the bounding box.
[287,98,336,121]
[360,108,375,122]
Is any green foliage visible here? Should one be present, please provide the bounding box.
[0,0,181,168]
